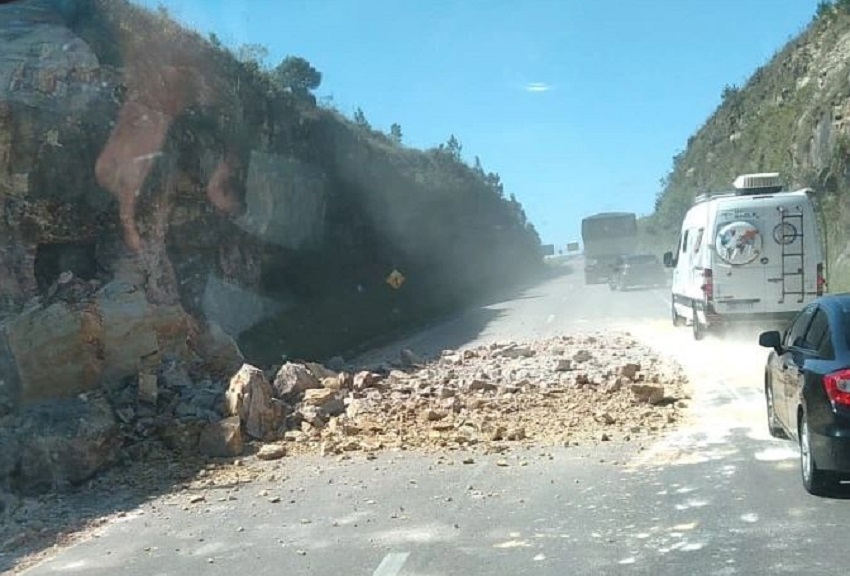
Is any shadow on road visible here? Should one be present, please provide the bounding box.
[350,264,574,368]
[0,445,223,574]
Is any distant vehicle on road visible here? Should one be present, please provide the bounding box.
[608,254,666,291]
[581,212,637,285]
[665,173,826,340]
[759,293,850,496]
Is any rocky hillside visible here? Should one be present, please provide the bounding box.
[0,0,541,412]
[646,2,850,288]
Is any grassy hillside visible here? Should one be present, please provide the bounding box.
[647,1,850,289]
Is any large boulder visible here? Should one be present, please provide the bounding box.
[272,362,321,399]
[1,301,102,407]
[0,283,193,411]
[225,364,284,440]
[0,394,121,495]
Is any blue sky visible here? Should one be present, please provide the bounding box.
[135,0,819,247]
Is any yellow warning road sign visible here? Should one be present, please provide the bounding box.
[386,269,406,289]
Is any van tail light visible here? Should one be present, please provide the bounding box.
[817,263,826,296]
[824,369,850,407]
[701,268,714,301]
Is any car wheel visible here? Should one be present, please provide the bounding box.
[765,378,787,439]
[692,306,706,341]
[800,411,831,496]
[672,302,685,327]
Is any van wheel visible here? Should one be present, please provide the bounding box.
[692,307,706,341]
[672,302,685,327]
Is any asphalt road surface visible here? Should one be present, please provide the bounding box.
[17,265,850,576]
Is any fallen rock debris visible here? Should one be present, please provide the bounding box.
[278,332,688,457]
[0,332,689,505]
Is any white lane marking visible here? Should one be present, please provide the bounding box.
[546,314,555,324]
[494,540,532,548]
[372,552,410,576]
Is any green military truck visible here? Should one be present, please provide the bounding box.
[581,212,638,284]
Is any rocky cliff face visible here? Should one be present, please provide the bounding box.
[0,0,541,415]
[648,6,850,288]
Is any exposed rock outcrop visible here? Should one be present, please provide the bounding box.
[0,0,543,496]
[0,0,542,415]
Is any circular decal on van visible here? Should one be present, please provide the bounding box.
[773,222,798,245]
[715,221,762,265]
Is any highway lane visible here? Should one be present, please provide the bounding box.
[19,269,850,576]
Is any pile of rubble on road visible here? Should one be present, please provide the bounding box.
[165,331,686,462]
[0,331,689,500]
[0,331,688,573]
[278,333,689,457]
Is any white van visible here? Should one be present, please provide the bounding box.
[663,173,826,340]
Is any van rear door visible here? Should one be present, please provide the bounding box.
[710,199,774,316]
[711,193,820,318]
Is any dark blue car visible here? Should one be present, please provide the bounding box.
[760,294,850,495]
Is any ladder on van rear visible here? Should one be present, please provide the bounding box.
[778,207,805,304]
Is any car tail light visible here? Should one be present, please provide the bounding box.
[817,263,826,296]
[823,369,850,407]
[701,268,714,301]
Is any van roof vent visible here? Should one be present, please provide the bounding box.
[733,172,783,194]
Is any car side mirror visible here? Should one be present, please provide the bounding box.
[758,330,782,353]
[663,251,674,268]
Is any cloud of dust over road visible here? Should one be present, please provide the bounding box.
[664,324,771,388]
